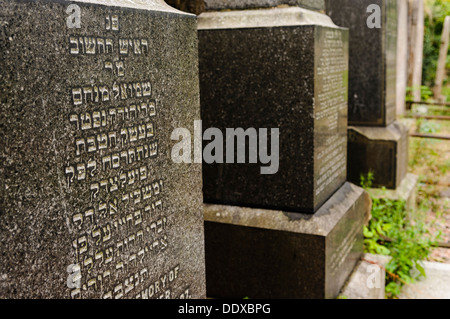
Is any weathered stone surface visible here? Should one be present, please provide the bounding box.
[347,122,409,189]
[165,0,206,15]
[369,173,418,214]
[0,0,205,298]
[339,253,391,299]
[398,261,450,299]
[199,7,349,213]
[325,0,397,126]
[204,0,325,11]
[204,182,371,299]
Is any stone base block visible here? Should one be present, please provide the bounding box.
[368,173,418,214]
[203,182,371,299]
[347,121,409,189]
[339,253,391,299]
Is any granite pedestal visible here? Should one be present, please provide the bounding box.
[204,182,371,299]
[347,122,409,189]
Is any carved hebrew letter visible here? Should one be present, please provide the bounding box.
[69,113,79,130]
[116,61,125,77]
[87,136,97,153]
[128,126,138,142]
[119,39,128,55]
[76,163,86,181]
[75,138,85,156]
[148,99,157,117]
[111,15,119,31]
[84,37,96,54]
[105,38,113,53]
[99,86,110,102]
[97,38,105,54]
[92,111,101,128]
[65,165,75,186]
[141,39,149,55]
[69,37,79,55]
[111,153,120,169]
[87,159,97,177]
[142,82,151,97]
[81,112,92,130]
[146,123,154,139]
[72,88,82,106]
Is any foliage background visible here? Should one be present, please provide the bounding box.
[423,0,450,98]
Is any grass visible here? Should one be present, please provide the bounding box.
[406,115,450,263]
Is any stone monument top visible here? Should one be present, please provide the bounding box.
[198,5,335,30]
[204,0,325,11]
[74,0,182,13]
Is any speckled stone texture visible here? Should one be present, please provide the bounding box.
[198,8,349,213]
[347,122,409,189]
[325,0,397,126]
[204,182,371,299]
[0,0,205,298]
[204,0,325,11]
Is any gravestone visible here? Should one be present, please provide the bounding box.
[198,5,371,299]
[199,6,349,213]
[0,0,205,299]
[325,0,397,126]
[325,0,410,189]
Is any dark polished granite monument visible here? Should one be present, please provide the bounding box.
[197,4,371,299]
[199,7,349,213]
[0,0,205,299]
[204,183,371,299]
[325,0,410,189]
[325,0,397,127]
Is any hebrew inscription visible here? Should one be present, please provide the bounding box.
[64,12,184,299]
[314,29,348,197]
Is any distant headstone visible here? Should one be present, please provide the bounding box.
[0,0,205,299]
[199,7,348,213]
[325,0,410,190]
[396,0,408,116]
[325,0,398,126]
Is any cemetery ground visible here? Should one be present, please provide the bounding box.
[371,113,450,298]
[409,116,450,264]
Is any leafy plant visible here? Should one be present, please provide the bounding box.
[361,173,440,298]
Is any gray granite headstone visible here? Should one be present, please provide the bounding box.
[325,0,397,126]
[0,0,205,299]
[325,0,409,189]
[198,7,348,213]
